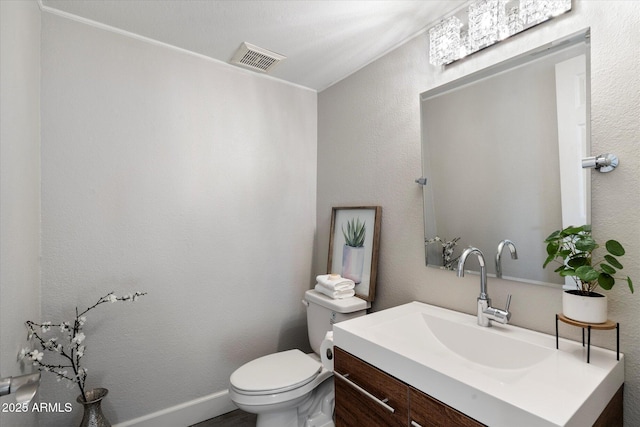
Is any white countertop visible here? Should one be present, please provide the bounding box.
[332,301,624,427]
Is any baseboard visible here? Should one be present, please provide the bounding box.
[112,389,237,427]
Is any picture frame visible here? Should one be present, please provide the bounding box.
[327,206,382,302]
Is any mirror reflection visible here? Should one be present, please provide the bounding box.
[421,31,590,285]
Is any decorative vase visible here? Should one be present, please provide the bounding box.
[77,388,111,427]
[562,290,608,324]
[342,244,365,284]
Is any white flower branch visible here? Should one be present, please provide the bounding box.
[20,291,146,401]
[426,236,461,270]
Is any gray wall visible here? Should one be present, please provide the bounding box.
[38,12,316,426]
[317,0,640,424]
[0,1,41,426]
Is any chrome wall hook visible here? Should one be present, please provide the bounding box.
[582,153,619,173]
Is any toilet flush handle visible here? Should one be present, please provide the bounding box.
[301,299,309,307]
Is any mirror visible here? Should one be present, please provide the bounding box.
[421,31,590,285]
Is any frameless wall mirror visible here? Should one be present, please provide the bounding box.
[421,30,591,285]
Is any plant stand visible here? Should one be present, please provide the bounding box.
[556,314,619,363]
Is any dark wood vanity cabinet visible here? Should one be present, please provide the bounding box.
[408,386,483,427]
[334,347,483,427]
[334,347,408,426]
[335,346,623,427]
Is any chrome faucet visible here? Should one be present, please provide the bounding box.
[457,247,512,327]
[495,239,518,279]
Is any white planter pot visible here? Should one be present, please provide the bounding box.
[342,245,365,284]
[562,290,608,324]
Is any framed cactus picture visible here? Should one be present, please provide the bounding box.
[327,206,382,302]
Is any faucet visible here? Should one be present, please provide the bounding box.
[457,247,512,327]
[495,239,518,279]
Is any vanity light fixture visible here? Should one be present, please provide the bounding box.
[429,0,572,66]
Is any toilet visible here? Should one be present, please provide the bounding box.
[229,289,369,427]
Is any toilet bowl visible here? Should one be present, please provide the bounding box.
[228,290,369,427]
[229,350,334,427]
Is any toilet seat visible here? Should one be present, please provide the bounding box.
[230,349,322,396]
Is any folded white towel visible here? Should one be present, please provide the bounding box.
[314,284,355,299]
[316,280,353,295]
[316,274,355,291]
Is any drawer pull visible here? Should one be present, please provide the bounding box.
[334,371,395,414]
[411,421,423,427]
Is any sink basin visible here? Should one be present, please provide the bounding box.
[374,311,554,370]
[333,301,624,427]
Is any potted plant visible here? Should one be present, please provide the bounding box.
[543,224,633,323]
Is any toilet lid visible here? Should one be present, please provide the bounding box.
[230,349,322,394]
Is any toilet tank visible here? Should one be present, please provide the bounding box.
[303,289,370,355]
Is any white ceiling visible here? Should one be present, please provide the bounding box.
[40,0,465,91]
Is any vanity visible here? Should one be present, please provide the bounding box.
[332,302,623,427]
[334,347,484,427]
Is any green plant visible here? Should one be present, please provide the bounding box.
[342,217,366,247]
[543,224,633,295]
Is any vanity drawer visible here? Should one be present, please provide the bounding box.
[334,347,409,427]
[409,387,484,427]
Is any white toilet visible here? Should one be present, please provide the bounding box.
[229,289,369,427]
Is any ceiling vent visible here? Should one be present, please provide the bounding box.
[230,42,286,74]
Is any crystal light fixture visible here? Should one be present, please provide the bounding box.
[429,0,572,66]
[520,0,572,26]
[468,0,500,52]
[429,16,465,66]
[498,0,523,40]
